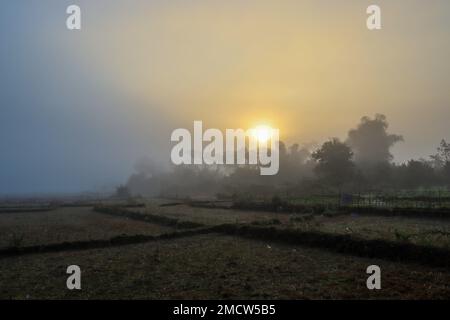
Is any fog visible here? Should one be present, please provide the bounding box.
[124,115,450,199]
[1,1,450,195]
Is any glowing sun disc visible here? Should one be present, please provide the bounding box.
[252,125,273,143]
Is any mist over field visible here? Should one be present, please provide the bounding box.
[1,1,450,302]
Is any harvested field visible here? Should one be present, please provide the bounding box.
[283,214,450,249]
[0,207,175,249]
[1,200,449,299]
[126,203,293,226]
[0,234,449,300]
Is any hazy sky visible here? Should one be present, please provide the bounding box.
[1,0,450,194]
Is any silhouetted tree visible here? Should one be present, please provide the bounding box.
[428,139,450,186]
[398,160,436,188]
[312,138,355,189]
[443,162,450,186]
[430,139,450,169]
[115,185,131,199]
[347,114,403,166]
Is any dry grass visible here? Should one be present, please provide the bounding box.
[1,200,449,299]
[130,202,293,226]
[0,234,448,299]
[283,215,450,249]
[0,207,175,249]
[134,200,450,249]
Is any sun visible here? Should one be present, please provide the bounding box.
[252,125,273,143]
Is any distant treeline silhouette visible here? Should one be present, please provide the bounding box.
[123,114,450,198]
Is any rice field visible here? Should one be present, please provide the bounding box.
[0,199,449,299]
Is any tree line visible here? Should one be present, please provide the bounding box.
[122,114,450,198]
